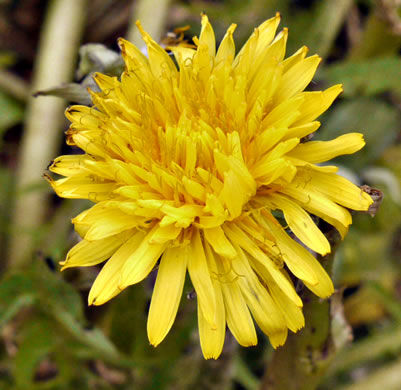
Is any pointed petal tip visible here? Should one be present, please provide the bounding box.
[135,20,142,29]
[227,23,237,34]
[135,20,148,41]
[117,37,133,55]
[88,295,109,306]
[117,37,124,47]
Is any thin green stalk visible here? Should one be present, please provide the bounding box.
[336,358,401,390]
[304,0,353,58]
[7,0,87,268]
[126,0,172,47]
[325,326,401,376]
[348,2,401,60]
[0,69,29,102]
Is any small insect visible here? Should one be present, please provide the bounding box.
[161,25,196,49]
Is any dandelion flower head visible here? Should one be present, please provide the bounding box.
[48,14,373,359]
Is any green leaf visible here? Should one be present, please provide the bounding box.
[0,294,35,329]
[327,326,401,376]
[0,273,35,308]
[34,262,84,321]
[0,90,23,135]
[234,356,259,390]
[14,317,57,388]
[51,308,129,365]
[320,57,401,97]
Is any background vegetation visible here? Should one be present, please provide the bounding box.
[0,0,400,389]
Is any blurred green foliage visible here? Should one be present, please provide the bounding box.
[1,0,401,389]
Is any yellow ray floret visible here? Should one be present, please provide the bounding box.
[49,13,373,359]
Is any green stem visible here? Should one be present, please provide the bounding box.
[126,0,172,46]
[260,231,341,390]
[7,0,87,268]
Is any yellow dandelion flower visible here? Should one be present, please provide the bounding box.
[48,14,373,359]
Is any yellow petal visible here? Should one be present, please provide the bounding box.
[247,29,288,102]
[293,85,343,125]
[223,223,302,307]
[49,154,93,177]
[148,225,182,244]
[288,133,366,163]
[260,137,300,164]
[267,193,331,255]
[274,55,321,104]
[47,176,117,201]
[198,241,226,359]
[88,231,145,305]
[203,226,237,259]
[279,179,352,238]
[299,169,373,211]
[231,246,287,335]
[67,131,109,159]
[233,14,280,74]
[168,46,196,69]
[119,225,167,289]
[269,330,288,349]
[147,247,187,346]
[65,105,106,128]
[260,94,304,129]
[61,232,129,270]
[83,210,143,241]
[135,21,178,79]
[93,72,118,92]
[182,177,206,202]
[199,14,216,59]
[254,13,282,58]
[218,259,257,347]
[198,299,225,360]
[283,121,320,140]
[215,23,236,66]
[187,229,216,327]
[265,270,305,332]
[253,157,296,185]
[118,37,149,71]
[252,212,316,285]
[258,212,334,298]
[281,46,308,72]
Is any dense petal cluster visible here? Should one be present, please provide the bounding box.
[49,14,373,359]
